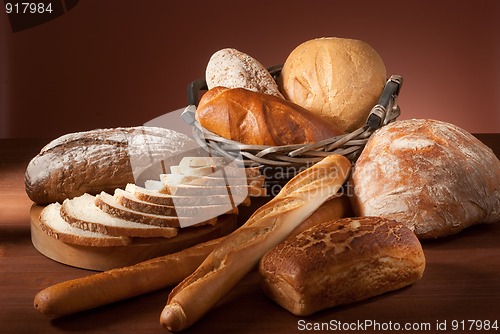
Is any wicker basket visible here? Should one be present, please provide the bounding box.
[182,66,402,191]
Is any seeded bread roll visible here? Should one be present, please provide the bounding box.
[279,37,386,133]
[259,216,425,316]
[206,48,283,98]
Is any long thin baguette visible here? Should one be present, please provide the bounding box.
[33,237,224,318]
[160,155,351,331]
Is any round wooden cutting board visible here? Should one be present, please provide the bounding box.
[30,205,238,271]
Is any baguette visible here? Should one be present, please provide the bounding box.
[160,154,351,331]
[34,237,224,318]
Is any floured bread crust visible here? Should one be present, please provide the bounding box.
[351,119,500,238]
[259,216,425,316]
[25,127,198,205]
[205,48,283,98]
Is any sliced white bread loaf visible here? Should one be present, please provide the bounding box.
[95,191,218,228]
[114,188,238,217]
[125,183,251,207]
[39,203,131,247]
[114,188,177,216]
[60,194,178,238]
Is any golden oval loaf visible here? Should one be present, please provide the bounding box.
[195,87,343,146]
[279,37,386,133]
[259,216,426,316]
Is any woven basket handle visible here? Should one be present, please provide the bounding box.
[366,75,403,130]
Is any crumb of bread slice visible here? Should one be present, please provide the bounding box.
[169,165,261,178]
[160,173,265,188]
[125,183,250,207]
[114,188,238,216]
[95,191,218,228]
[39,203,131,247]
[61,194,178,238]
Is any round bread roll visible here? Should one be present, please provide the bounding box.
[279,37,386,132]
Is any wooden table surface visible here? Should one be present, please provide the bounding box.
[1,135,499,334]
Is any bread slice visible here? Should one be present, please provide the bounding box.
[125,183,250,207]
[60,194,178,238]
[114,188,238,217]
[144,179,163,191]
[170,165,261,178]
[39,203,131,247]
[160,174,263,187]
[178,156,229,168]
[95,191,218,228]
[162,183,266,197]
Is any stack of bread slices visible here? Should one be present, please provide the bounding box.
[39,157,266,247]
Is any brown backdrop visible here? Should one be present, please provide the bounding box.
[1,0,499,139]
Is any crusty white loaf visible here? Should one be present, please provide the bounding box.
[205,48,283,98]
[279,37,386,133]
[351,119,500,239]
[259,216,425,316]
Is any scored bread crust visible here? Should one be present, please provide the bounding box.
[351,119,500,238]
[24,126,198,205]
[34,236,224,318]
[259,216,426,316]
[279,37,386,133]
[195,87,343,146]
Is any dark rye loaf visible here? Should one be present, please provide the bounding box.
[25,126,198,204]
